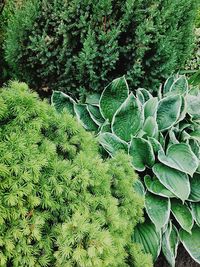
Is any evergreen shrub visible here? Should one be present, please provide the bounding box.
[196,8,200,28]
[4,0,198,97]
[185,28,200,71]
[0,1,7,85]
[0,0,24,85]
[185,4,200,73]
[0,81,152,267]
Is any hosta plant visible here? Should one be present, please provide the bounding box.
[0,81,152,267]
[52,75,200,266]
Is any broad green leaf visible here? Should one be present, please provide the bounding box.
[188,139,200,159]
[158,143,199,176]
[169,75,188,96]
[189,173,200,202]
[87,105,104,126]
[129,137,155,171]
[132,220,161,261]
[177,96,187,123]
[163,76,176,96]
[180,225,200,264]
[190,130,200,143]
[191,203,200,227]
[171,199,193,233]
[100,120,111,133]
[162,222,169,233]
[145,192,170,231]
[98,133,128,157]
[74,104,98,131]
[168,129,179,144]
[112,93,143,142]
[196,165,200,174]
[144,97,158,119]
[144,175,176,198]
[136,88,152,104]
[186,94,200,119]
[157,95,182,131]
[136,90,145,104]
[193,119,200,125]
[197,166,200,174]
[158,84,162,100]
[51,91,76,115]
[189,86,200,96]
[179,121,193,132]
[162,222,179,267]
[181,130,193,142]
[153,163,190,202]
[134,179,145,196]
[136,129,147,138]
[159,132,165,148]
[188,138,200,173]
[143,117,158,138]
[148,137,164,154]
[86,93,101,106]
[100,76,129,121]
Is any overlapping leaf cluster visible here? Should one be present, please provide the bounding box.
[0,82,152,267]
[52,75,200,266]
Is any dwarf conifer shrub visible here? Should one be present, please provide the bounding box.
[4,0,198,97]
[0,1,7,85]
[196,8,200,28]
[0,0,24,85]
[0,81,152,267]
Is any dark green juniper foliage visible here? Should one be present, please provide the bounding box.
[4,0,198,97]
[0,0,23,85]
[0,0,6,85]
[0,82,152,267]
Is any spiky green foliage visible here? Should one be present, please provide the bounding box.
[184,5,200,76]
[52,75,200,266]
[0,0,24,85]
[4,0,198,97]
[185,28,200,73]
[0,1,7,85]
[196,8,200,28]
[0,81,152,267]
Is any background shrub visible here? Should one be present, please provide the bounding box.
[4,0,198,97]
[185,6,200,74]
[185,28,200,72]
[196,8,200,28]
[0,0,7,85]
[0,0,24,86]
[0,81,152,267]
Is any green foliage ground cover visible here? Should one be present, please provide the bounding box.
[52,75,200,266]
[0,0,24,85]
[185,6,200,81]
[0,0,200,266]
[0,82,152,267]
[0,1,8,85]
[196,8,200,28]
[184,6,200,87]
[4,0,198,97]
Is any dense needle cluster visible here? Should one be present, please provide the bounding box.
[4,0,198,97]
[0,82,152,267]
